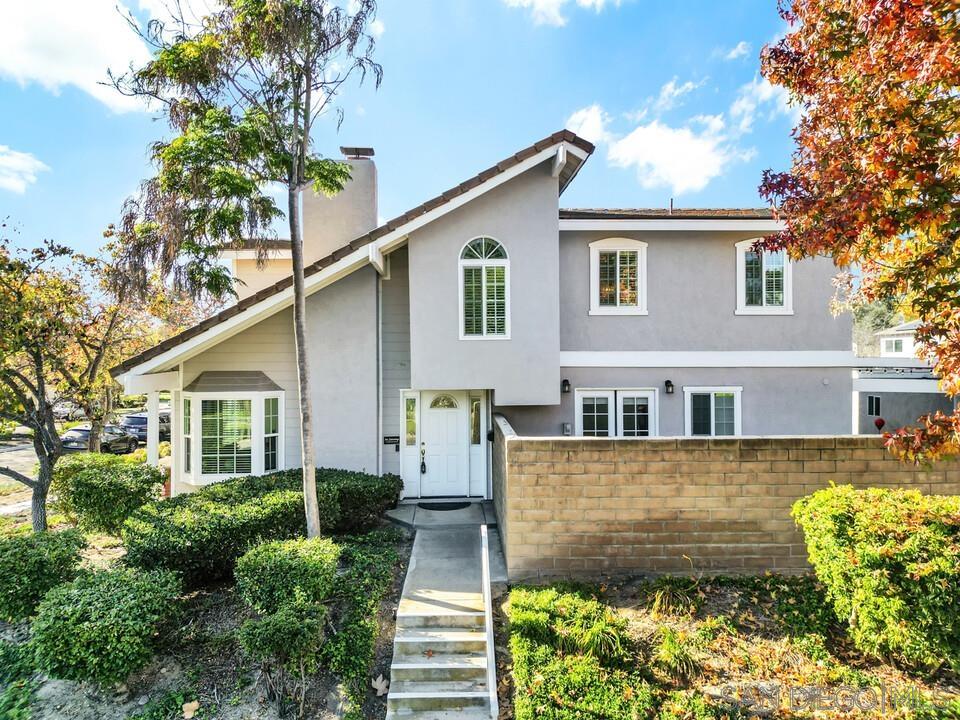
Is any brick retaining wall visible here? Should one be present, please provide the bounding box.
[491,414,960,579]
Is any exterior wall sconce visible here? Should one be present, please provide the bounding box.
[561,422,572,436]
[561,379,571,394]
[665,380,675,395]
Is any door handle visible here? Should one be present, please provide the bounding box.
[420,443,426,475]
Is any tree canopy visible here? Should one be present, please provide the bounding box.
[759,0,960,461]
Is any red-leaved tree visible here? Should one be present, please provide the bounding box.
[759,0,960,462]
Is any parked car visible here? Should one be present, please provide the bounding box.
[60,424,139,454]
[53,401,85,421]
[119,411,171,442]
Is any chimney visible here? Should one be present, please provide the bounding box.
[301,146,378,264]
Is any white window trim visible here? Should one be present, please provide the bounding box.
[683,386,743,437]
[458,237,511,340]
[867,394,881,417]
[181,390,284,484]
[574,389,615,436]
[589,237,648,316]
[735,238,793,315]
[574,388,660,437]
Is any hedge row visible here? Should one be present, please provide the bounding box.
[122,468,402,586]
[793,485,960,671]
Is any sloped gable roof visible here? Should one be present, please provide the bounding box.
[112,129,594,377]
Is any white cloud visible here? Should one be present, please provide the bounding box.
[370,18,385,37]
[0,0,154,113]
[0,146,49,194]
[652,77,705,113]
[565,104,613,144]
[502,0,621,27]
[607,118,753,195]
[723,41,751,61]
[729,76,798,134]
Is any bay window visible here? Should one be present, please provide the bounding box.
[180,383,284,483]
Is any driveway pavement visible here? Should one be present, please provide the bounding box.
[0,443,38,516]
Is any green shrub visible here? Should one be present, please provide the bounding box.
[32,568,180,685]
[0,529,85,621]
[62,459,164,535]
[239,599,328,671]
[793,485,960,670]
[507,586,654,719]
[236,537,341,614]
[316,469,403,533]
[122,468,402,587]
[122,471,308,586]
[50,452,125,517]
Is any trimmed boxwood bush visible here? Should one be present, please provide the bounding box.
[58,458,164,535]
[793,485,960,670]
[50,452,125,518]
[122,471,307,587]
[31,567,180,685]
[122,468,402,587]
[236,537,341,614]
[317,469,403,533]
[0,529,85,621]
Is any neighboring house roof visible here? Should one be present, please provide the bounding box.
[183,370,283,392]
[560,208,775,220]
[876,319,921,336]
[112,129,594,378]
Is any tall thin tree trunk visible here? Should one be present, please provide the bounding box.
[289,183,321,537]
[32,458,51,532]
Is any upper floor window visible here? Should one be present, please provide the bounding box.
[589,238,648,315]
[460,237,509,339]
[735,239,793,315]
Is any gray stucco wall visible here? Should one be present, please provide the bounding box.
[559,231,851,351]
[407,162,561,406]
[499,366,853,437]
[381,247,412,476]
[182,267,380,475]
[305,267,380,472]
[858,391,955,435]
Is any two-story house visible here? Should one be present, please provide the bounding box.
[112,130,858,499]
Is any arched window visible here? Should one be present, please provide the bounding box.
[459,237,509,338]
[429,394,459,409]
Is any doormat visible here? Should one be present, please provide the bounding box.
[418,502,471,511]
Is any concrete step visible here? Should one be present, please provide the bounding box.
[386,707,492,720]
[393,628,487,654]
[391,655,488,682]
[396,611,485,629]
[386,689,489,713]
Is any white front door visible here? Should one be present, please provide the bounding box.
[420,390,469,497]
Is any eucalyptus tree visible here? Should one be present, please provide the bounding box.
[112,0,382,536]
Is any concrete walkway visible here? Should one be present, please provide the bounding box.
[386,518,504,719]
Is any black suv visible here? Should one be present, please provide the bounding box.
[119,411,171,442]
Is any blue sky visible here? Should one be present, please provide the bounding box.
[0,0,797,254]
